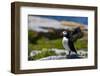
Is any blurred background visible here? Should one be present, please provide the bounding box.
[28,15,88,60]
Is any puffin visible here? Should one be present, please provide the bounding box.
[62,31,77,56]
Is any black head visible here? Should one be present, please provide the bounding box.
[62,31,70,38]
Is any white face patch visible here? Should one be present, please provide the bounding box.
[63,31,67,35]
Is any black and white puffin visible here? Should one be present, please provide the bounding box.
[62,31,77,56]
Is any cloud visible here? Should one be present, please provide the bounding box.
[28,16,69,32]
[28,16,87,32]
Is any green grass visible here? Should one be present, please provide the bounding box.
[28,37,64,55]
[74,39,88,50]
[28,37,87,57]
[29,37,87,51]
[28,33,88,60]
[29,48,57,60]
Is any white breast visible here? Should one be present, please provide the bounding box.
[62,37,70,51]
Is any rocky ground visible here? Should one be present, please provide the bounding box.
[29,48,87,61]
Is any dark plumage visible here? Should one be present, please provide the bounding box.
[68,39,77,55]
[62,27,82,56]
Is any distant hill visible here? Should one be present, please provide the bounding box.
[61,21,87,30]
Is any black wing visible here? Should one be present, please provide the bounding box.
[68,40,77,53]
[70,27,83,42]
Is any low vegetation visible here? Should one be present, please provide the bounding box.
[28,30,88,60]
[29,48,57,60]
[74,39,88,50]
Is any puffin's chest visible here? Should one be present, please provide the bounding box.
[62,38,68,44]
[62,37,70,51]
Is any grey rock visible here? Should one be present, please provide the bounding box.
[30,50,41,57]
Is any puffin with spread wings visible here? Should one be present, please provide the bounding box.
[62,27,83,56]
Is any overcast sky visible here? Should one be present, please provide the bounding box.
[28,15,88,32]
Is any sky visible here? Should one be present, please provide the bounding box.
[31,15,88,25]
[28,15,88,32]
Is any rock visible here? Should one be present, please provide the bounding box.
[50,48,69,55]
[77,50,87,57]
[66,54,82,59]
[30,50,41,57]
[30,49,87,60]
[38,56,66,61]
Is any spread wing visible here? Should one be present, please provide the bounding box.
[70,27,83,42]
